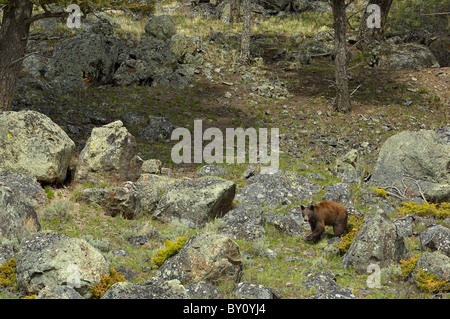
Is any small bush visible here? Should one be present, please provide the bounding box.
[415,269,450,294]
[335,215,365,254]
[151,236,189,267]
[374,187,388,198]
[0,258,16,287]
[396,201,450,219]
[90,266,127,299]
[400,254,420,278]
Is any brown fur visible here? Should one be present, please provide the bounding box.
[301,200,348,243]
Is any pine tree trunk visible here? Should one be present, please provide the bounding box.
[240,0,251,63]
[357,0,393,51]
[332,0,351,113]
[230,0,241,24]
[0,0,33,111]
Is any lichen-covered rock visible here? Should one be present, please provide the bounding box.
[342,210,407,273]
[157,232,242,285]
[303,271,354,299]
[368,43,439,69]
[413,252,450,282]
[74,121,142,185]
[236,170,319,208]
[101,277,188,299]
[36,286,84,299]
[0,184,41,244]
[370,129,450,202]
[186,281,225,299]
[419,225,450,257]
[233,282,281,299]
[154,176,236,228]
[0,171,47,207]
[221,222,266,241]
[16,231,110,298]
[0,110,75,183]
[263,211,303,236]
[144,15,177,41]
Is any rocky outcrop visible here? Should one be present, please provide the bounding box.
[157,232,242,285]
[419,225,450,257]
[74,121,143,185]
[154,176,236,228]
[370,129,450,202]
[0,184,41,244]
[0,110,75,183]
[342,210,408,273]
[16,231,110,298]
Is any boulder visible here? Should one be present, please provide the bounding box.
[186,281,225,299]
[236,170,319,208]
[303,271,355,299]
[233,282,281,299]
[221,222,266,241]
[46,20,120,88]
[367,43,440,69]
[74,121,143,185]
[0,171,47,207]
[154,176,236,228]
[419,225,450,257]
[144,15,177,41]
[263,211,303,236]
[0,184,41,244]
[16,231,110,298]
[0,110,75,183]
[157,232,242,285]
[139,116,176,141]
[36,286,84,299]
[101,277,188,299]
[413,252,450,282]
[334,149,360,183]
[342,210,407,273]
[429,36,450,67]
[370,129,450,202]
[76,184,140,219]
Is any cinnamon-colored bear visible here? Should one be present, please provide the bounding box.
[301,200,348,242]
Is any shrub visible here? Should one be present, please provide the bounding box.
[400,253,420,278]
[415,269,450,294]
[151,236,189,267]
[374,187,387,198]
[90,266,127,299]
[0,258,16,287]
[335,215,365,254]
[396,201,450,219]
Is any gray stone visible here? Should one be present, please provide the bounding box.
[0,184,41,244]
[154,176,236,228]
[139,116,176,141]
[263,211,303,236]
[342,210,407,273]
[0,110,75,183]
[0,171,47,207]
[236,170,319,208]
[157,232,242,285]
[144,15,177,41]
[74,121,143,185]
[36,286,84,299]
[419,225,450,257]
[233,282,281,299]
[16,231,110,298]
[197,164,228,176]
[428,36,450,67]
[186,281,225,299]
[413,252,450,282]
[101,278,188,299]
[368,43,439,69]
[371,130,450,202]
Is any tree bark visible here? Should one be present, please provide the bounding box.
[230,0,241,24]
[332,0,351,113]
[0,0,34,111]
[240,0,251,63]
[357,0,393,51]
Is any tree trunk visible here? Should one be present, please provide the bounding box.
[230,0,241,24]
[357,0,393,51]
[332,0,351,113]
[240,0,251,63]
[0,0,33,111]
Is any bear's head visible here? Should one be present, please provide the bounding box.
[300,204,315,222]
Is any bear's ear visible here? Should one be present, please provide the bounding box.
[300,205,305,210]
[309,205,315,211]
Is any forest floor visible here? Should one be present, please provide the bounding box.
[4,1,450,299]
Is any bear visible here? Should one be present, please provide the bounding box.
[301,200,348,243]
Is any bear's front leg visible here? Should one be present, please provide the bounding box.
[306,224,324,242]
